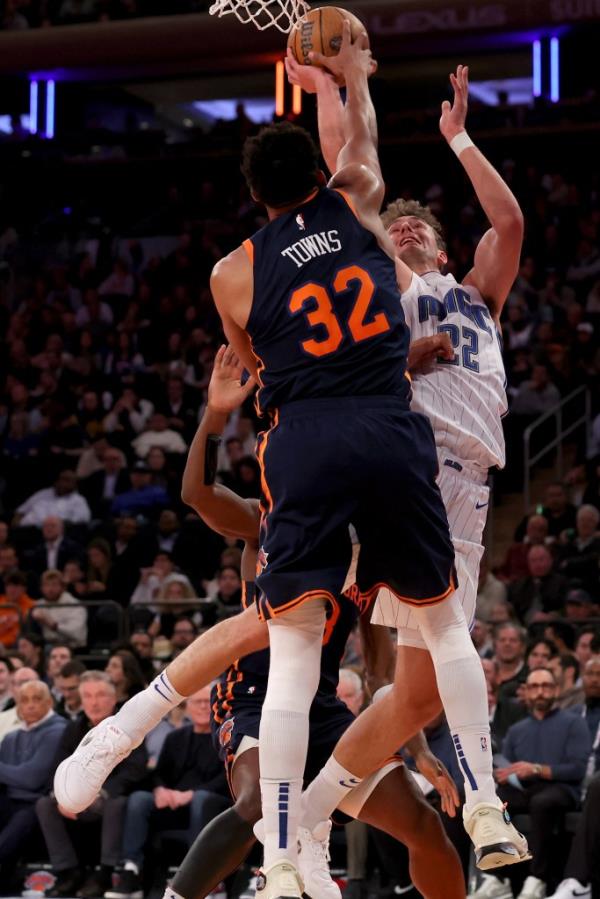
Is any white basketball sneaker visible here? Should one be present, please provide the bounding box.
[53,717,134,813]
[255,861,304,899]
[546,879,591,899]
[463,802,531,870]
[298,820,341,899]
[516,876,546,899]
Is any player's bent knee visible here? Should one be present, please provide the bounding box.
[234,788,262,824]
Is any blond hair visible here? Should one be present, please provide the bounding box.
[381,198,447,252]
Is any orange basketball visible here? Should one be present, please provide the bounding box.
[287,6,369,84]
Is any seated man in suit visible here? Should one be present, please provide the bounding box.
[37,671,148,899]
[106,685,229,899]
[0,680,67,885]
[79,448,131,518]
[24,517,84,584]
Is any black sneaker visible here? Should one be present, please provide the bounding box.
[104,869,144,899]
[47,868,85,898]
[78,868,113,898]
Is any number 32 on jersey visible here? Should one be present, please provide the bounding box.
[288,265,390,358]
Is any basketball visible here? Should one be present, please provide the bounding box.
[287,6,369,81]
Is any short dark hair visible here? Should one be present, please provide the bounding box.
[526,638,558,662]
[380,198,447,252]
[60,660,86,678]
[558,653,580,679]
[0,657,14,673]
[5,571,27,587]
[241,122,320,209]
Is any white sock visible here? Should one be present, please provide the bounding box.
[412,595,498,810]
[301,755,363,831]
[259,602,325,868]
[113,671,185,746]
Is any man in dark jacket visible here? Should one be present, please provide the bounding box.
[36,671,148,899]
[0,681,66,883]
[474,667,591,899]
[106,684,229,899]
[507,545,569,625]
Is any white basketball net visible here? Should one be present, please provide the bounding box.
[209,0,310,33]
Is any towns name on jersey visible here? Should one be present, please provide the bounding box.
[281,230,342,269]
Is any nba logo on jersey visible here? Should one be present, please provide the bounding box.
[296,213,306,231]
[480,736,488,752]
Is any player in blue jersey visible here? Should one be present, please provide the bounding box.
[147,345,464,899]
[208,26,460,899]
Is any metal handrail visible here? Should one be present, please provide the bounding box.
[523,386,591,511]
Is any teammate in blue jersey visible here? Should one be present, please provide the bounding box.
[209,27,458,898]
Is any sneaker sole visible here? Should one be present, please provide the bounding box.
[476,843,532,870]
[104,891,144,898]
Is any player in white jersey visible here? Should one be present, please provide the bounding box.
[286,58,526,869]
[373,228,508,640]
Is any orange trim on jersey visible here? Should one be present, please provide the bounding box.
[334,188,358,217]
[359,572,456,610]
[405,371,412,384]
[323,594,340,646]
[256,410,279,518]
[299,188,319,208]
[257,588,338,623]
[242,238,254,265]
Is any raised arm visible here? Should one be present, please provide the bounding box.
[440,65,524,320]
[181,345,258,543]
[309,22,385,218]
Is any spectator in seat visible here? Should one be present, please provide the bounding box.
[156,374,198,443]
[0,666,40,743]
[111,460,170,517]
[492,623,527,691]
[107,685,229,899]
[109,516,153,605]
[30,569,87,648]
[169,616,198,657]
[131,413,187,459]
[205,566,242,625]
[511,362,561,417]
[84,538,112,599]
[0,544,21,593]
[516,482,578,542]
[45,644,73,698]
[574,627,600,669]
[14,470,91,528]
[37,671,148,899]
[54,659,86,720]
[556,504,600,594]
[508,545,569,624]
[0,572,35,647]
[106,650,147,704]
[547,772,600,899]
[130,551,193,617]
[0,681,66,884]
[564,588,597,622]
[549,653,584,709]
[471,618,494,659]
[0,657,13,711]
[481,668,592,899]
[128,630,157,682]
[103,388,153,440]
[17,632,45,674]
[79,447,131,518]
[498,514,550,583]
[547,657,600,899]
[75,435,126,481]
[544,620,577,655]
[24,516,84,579]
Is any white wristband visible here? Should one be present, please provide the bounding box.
[450,131,475,157]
